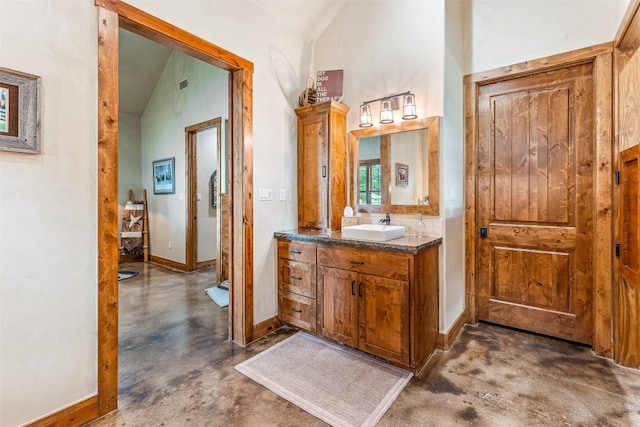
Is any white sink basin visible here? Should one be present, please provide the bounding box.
[341,224,406,242]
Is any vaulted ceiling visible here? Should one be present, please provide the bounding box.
[118,0,348,116]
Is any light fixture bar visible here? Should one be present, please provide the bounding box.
[358,91,418,128]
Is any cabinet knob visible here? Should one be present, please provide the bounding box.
[350,260,364,265]
[290,307,303,313]
[290,275,302,281]
[289,249,302,255]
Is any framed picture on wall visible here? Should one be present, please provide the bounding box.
[0,67,41,154]
[396,163,409,187]
[210,170,217,207]
[153,157,175,194]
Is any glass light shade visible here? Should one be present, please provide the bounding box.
[359,104,373,128]
[402,93,417,120]
[380,99,394,124]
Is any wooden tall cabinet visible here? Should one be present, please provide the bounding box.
[295,101,350,230]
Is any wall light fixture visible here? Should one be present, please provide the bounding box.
[358,91,418,128]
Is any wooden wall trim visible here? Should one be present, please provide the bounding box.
[94,0,253,72]
[464,42,613,85]
[615,0,640,49]
[593,52,614,358]
[97,5,119,415]
[464,80,477,324]
[464,45,613,355]
[25,396,98,427]
[148,255,188,272]
[231,68,254,344]
[252,316,282,341]
[437,312,466,351]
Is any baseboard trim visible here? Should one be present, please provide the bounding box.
[196,259,216,269]
[252,315,282,341]
[26,395,99,427]
[149,255,187,272]
[437,311,466,350]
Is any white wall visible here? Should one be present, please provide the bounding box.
[443,0,466,333]
[314,1,445,129]
[196,126,217,263]
[118,111,143,247]
[0,1,98,426]
[465,0,624,75]
[141,50,228,264]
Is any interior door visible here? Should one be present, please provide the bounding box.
[616,145,640,367]
[476,63,594,344]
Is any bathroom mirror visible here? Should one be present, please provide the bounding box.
[348,116,439,216]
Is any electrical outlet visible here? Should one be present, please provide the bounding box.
[258,187,273,201]
[168,241,172,249]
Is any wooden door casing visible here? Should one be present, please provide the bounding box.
[616,145,640,367]
[476,62,594,344]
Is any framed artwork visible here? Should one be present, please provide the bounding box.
[210,170,217,207]
[0,67,42,154]
[396,163,409,187]
[153,157,175,194]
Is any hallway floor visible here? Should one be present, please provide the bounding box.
[87,262,640,427]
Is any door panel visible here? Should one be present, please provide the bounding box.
[616,145,640,367]
[297,114,328,229]
[316,266,357,346]
[358,273,409,366]
[477,63,594,344]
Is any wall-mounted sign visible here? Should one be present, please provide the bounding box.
[316,69,343,103]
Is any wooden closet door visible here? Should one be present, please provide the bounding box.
[297,113,328,229]
[616,145,640,367]
[476,63,594,344]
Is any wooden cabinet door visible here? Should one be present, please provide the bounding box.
[616,145,640,367]
[317,266,358,346]
[297,112,328,229]
[476,63,594,344]
[358,273,409,366]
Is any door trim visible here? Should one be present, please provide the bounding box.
[185,118,222,272]
[96,0,254,416]
[464,43,613,357]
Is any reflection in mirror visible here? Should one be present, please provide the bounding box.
[348,116,440,216]
[358,129,430,205]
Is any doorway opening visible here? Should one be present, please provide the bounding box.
[97,0,254,416]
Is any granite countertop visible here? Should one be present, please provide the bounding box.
[274,228,442,255]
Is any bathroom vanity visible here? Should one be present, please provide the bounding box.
[274,229,441,373]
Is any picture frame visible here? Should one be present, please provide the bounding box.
[153,157,175,194]
[0,67,42,154]
[210,170,217,207]
[396,163,409,187]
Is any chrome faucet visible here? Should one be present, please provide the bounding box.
[379,213,391,225]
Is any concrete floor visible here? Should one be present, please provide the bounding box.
[87,262,640,427]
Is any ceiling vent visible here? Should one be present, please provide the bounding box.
[179,78,188,91]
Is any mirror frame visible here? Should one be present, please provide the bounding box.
[348,116,440,216]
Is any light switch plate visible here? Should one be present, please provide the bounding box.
[279,188,286,201]
[258,187,273,201]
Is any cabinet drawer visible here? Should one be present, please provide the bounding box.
[277,240,317,263]
[278,259,316,298]
[278,291,316,333]
[317,245,410,281]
